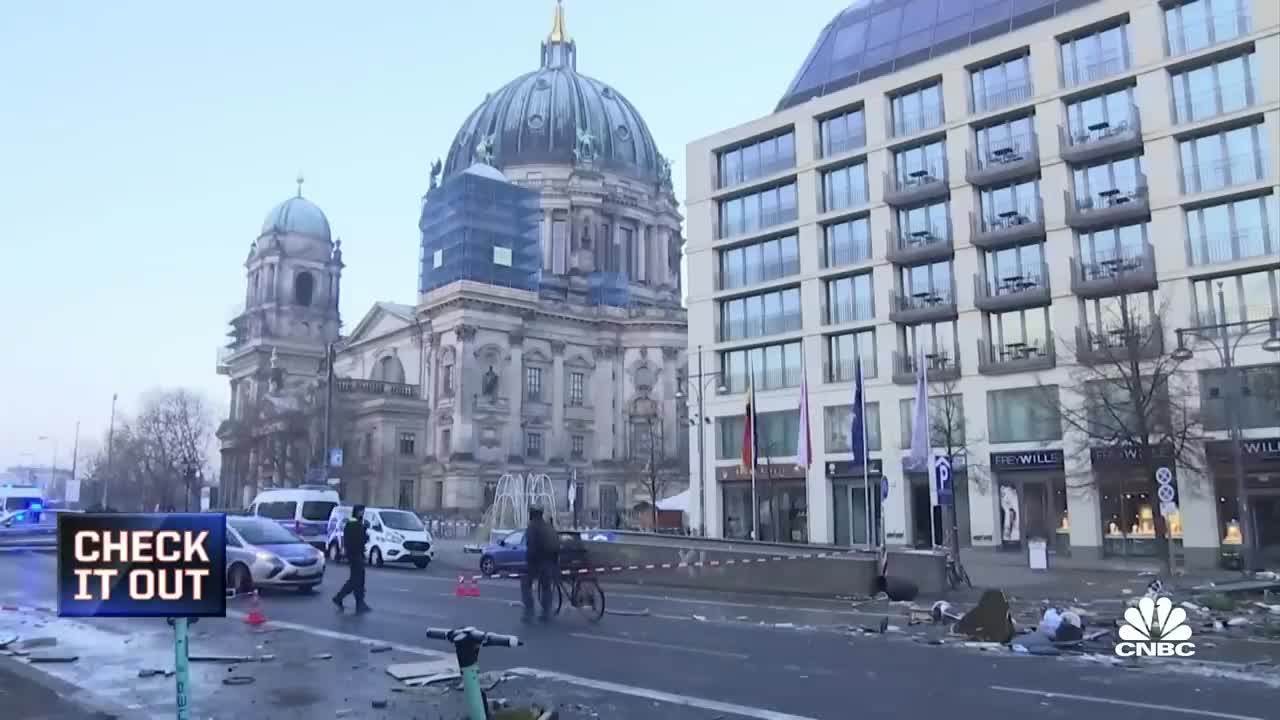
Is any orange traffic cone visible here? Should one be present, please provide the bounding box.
[455,576,468,598]
[466,576,481,598]
[244,590,266,626]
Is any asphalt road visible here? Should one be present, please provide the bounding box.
[2,550,1277,720]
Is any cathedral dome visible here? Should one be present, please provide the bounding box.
[441,2,663,184]
[260,178,331,243]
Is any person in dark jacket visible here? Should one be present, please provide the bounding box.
[521,506,559,622]
[332,505,371,613]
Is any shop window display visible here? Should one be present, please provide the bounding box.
[1101,477,1183,557]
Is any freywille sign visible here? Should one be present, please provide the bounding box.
[1207,438,1280,462]
[1090,444,1175,464]
[717,464,806,482]
[57,513,227,618]
[990,450,1064,471]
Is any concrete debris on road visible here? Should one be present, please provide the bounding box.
[26,654,78,663]
[221,676,254,686]
[190,654,256,663]
[955,590,1016,643]
[137,668,174,678]
[18,636,56,649]
[386,658,458,681]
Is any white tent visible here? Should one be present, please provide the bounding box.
[655,489,690,512]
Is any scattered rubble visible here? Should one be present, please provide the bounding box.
[955,590,1016,644]
[221,676,255,686]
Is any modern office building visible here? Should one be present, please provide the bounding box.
[685,0,1280,567]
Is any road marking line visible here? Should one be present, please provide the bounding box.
[224,611,450,659]
[989,685,1264,720]
[567,632,749,659]
[507,667,818,720]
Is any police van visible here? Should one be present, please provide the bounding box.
[326,505,434,569]
[249,485,340,549]
[0,484,45,526]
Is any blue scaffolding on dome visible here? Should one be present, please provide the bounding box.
[418,165,542,294]
[587,271,630,307]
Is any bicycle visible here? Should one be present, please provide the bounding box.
[944,549,972,590]
[425,626,521,720]
[554,568,605,622]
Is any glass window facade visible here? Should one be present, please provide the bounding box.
[720,342,803,394]
[718,286,803,342]
[1171,51,1260,124]
[716,410,802,459]
[974,115,1038,169]
[824,273,875,325]
[1179,124,1270,195]
[901,320,958,360]
[822,160,870,212]
[978,179,1040,225]
[971,53,1032,114]
[820,107,867,157]
[1199,364,1280,430]
[525,366,543,401]
[824,402,882,453]
[984,242,1046,288]
[893,139,947,185]
[1165,0,1253,57]
[717,131,796,189]
[988,386,1063,443]
[1086,379,1171,439]
[891,81,944,136]
[899,395,965,449]
[1064,86,1137,141]
[899,259,954,304]
[1192,269,1280,326]
[826,329,877,382]
[569,371,585,406]
[1072,155,1147,209]
[718,183,798,239]
[986,307,1051,353]
[1076,222,1149,270]
[823,216,872,268]
[896,199,950,242]
[1082,292,1156,338]
[1186,194,1279,266]
[718,234,801,290]
[1060,21,1132,87]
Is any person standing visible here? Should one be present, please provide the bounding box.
[333,505,371,613]
[521,506,559,622]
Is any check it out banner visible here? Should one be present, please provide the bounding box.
[57,513,227,618]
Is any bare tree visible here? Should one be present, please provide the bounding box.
[1049,298,1201,576]
[631,417,674,530]
[906,373,985,553]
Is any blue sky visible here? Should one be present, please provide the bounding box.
[0,0,845,470]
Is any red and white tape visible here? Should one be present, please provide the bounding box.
[473,549,856,582]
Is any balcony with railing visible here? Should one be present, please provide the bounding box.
[1070,244,1158,298]
[965,132,1040,187]
[1189,226,1278,268]
[336,378,421,399]
[1058,106,1142,165]
[973,264,1051,312]
[890,104,945,139]
[889,287,957,325]
[817,129,868,159]
[715,153,797,191]
[892,346,961,385]
[1063,179,1150,231]
[1075,317,1165,364]
[977,338,1055,375]
[1061,51,1131,89]
[716,311,804,343]
[883,160,949,207]
[714,206,799,240]
[971,81,1034,116]
[1167,10,1253,57]
[715,256,801,292]
[969,197,1045,249]
[1180,152,1269,195]
[884,220,954,265]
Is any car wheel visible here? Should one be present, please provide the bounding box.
[228,564,253,595]
[298,583,318,593]
[370,547,384,567]
[412,558,430,570]
[480,556,496,577]
[327,542,343,563]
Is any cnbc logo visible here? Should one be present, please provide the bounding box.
[1114,596,1196,658]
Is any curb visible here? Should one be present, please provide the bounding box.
[0,653,149,719]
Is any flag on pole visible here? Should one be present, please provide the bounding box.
[796,352,812,469]
[908,345,931,471]
[849,354,866,464]
[740,376,757,472]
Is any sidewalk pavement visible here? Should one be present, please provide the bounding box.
[0,655,127,720]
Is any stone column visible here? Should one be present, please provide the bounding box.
[636,225,649,283]
[612,217,624,275]
[613,347,626,459]
[592,347,613,459]
[551,340,566,458]
[456,325,476,452]
[541,210,552,271]
[661,347,679,458]
[507,330,525,457]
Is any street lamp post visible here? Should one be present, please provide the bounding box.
[103,393,118,509]
[1171,284,1280,573]
[675,345,725,538]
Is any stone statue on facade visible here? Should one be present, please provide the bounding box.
[474,135,495,166]
[657,153,674,191]
[428,159,442,190]
[482,365,500,397]
[574,128,596,164]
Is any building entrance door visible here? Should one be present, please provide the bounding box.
[1251,493,1280,564]
[1021,480,1051,543]
[911,481,932,548]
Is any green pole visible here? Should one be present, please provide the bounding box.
[173,618,190,720]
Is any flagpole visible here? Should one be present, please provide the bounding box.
[922,345,936,549]
[859,353,872,547]
[748,353,759,541]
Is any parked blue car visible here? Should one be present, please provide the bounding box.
[479,530,527,576]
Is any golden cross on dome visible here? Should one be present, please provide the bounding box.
[548,0,570,43]
[296,172,305,197]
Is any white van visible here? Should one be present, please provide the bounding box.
[326,506,434,569]
[0,484,45,526]
[249,485,340,549]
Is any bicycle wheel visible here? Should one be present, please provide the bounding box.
[571,577,605,623]
[959,564,973,589]
[554,579,566,616]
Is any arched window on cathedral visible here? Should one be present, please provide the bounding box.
[373,355,406,384]
[294,271,315,307]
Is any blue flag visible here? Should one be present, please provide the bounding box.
[850,354,866,464]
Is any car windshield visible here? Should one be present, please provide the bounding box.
[380,511,424,531]
[301,501,337,521]
[502,530,525,546]
[257,501,296,520]
[231,518,303,545]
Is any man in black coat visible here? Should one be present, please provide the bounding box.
[332,505,371,613]
[521,506,559,622]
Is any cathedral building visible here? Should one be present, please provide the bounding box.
[217,4,689,522]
